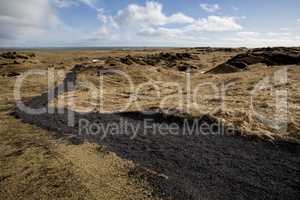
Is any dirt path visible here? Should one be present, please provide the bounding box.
[0,63,159,200]
[0,112,158,200]
[14,64,300,200]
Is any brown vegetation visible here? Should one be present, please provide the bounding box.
[1,47,300,200]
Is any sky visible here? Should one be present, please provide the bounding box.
[0,0,300,47]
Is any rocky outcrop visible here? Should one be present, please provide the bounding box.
[207,47,300,74]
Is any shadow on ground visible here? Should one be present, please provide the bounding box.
[12,64,300,200]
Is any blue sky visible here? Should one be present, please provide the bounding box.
[1,0,300,47]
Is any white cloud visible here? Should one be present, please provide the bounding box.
[0,0,61,40]
[237,31,260,38]
[92,1,242,46]
[266,32,291,36]
[54,0,78,8]
[0,0,94,47]
[167,13,195,24]
[100,2,241,32]
[54,0,98,9]
[237,31,291,40]
[114,1,194,27]
[297,18,300,22]
[115,2,167,27]
[223,36,299,48]
[4,0,283,47]
[138,27,183,38]
[98,26,111,35]
[186,16,242,32]
[200,4,221,13]
[79,0,98,8]
[226,31,300,47]
[97,9,118,27]
[280,27,291,31]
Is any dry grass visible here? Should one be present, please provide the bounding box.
[1,48,300,199]
[47,49,300,143]
[0,51,161,200]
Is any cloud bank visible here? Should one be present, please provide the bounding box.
[0,0,299,47]
[92,1,242,46]
[0,0,60,40]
